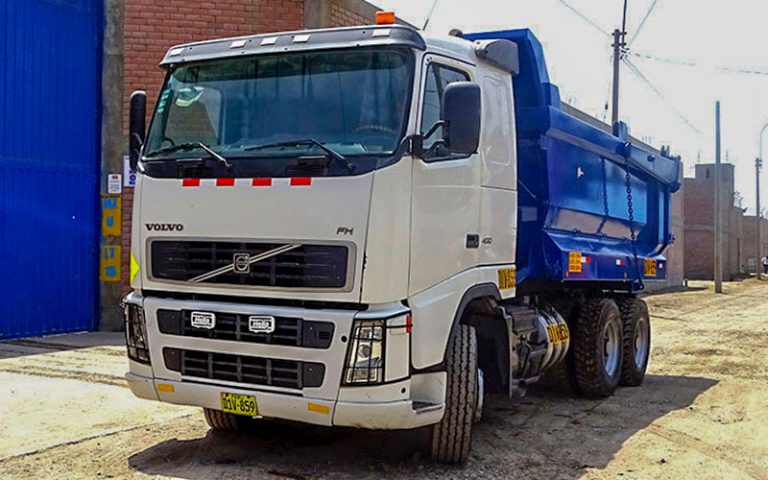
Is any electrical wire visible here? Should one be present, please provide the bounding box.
[627,0,659,47]
[631,51,768,76]
[556,0,611,37]
[622,57,702,133]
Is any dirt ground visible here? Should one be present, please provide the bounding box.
[1,280,767,479]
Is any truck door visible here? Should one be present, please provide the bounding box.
[409,56,481,295]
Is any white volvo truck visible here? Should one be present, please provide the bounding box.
[123,18,679,463]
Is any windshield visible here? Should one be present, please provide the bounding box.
[144,48,413,160]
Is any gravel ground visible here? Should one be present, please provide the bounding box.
[1,280,767,479]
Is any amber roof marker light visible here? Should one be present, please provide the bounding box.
[375,11,396,25]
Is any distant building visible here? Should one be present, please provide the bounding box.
[743,215,768,273]
[683,164,746,280]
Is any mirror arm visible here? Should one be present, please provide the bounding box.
[422,120,446,142]
[424,139,446,158]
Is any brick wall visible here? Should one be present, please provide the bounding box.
[330,1,370,26]
[121,0,303,292]
[683,163,744,280]
[743,216,768,273]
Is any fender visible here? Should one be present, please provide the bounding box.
[411,282,501,373]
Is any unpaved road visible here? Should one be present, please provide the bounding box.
[1,280,767,479]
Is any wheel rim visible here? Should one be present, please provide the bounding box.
[634,316,650,367]
[475,368,484,423]
[602,313,621,377]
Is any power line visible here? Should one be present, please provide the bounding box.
[627,0,659,47]
[631,51,768,76]
[622,57,702,133]
[556,0,611,37]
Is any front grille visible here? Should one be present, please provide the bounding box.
[151,241,349,289]
[157,309,334,349]
[164,348,325,389]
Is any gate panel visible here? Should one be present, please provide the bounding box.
[0,0,101,339]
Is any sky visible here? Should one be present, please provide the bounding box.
[369,0,768,215]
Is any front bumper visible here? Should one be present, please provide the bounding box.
[126,371,444,429]
[124,292,446,430]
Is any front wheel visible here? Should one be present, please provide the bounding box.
[203,408,242,431]
[430,324,478,463]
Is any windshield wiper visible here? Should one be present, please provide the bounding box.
[244,139,355,172]
[144,142,231,168]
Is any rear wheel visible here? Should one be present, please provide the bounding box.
[572,298,623,398]
[618,298,651,386]
[203,408,242,431]
[430,324,478,464]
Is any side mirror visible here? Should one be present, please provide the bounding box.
[442,82,481,155]
[128,90,147,170]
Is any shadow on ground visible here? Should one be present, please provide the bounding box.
[0,332,124,360]
[128,374,717,479]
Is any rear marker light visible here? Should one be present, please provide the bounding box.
[406,314,413,334]
[615,259,625,266]
[182,178,200,187]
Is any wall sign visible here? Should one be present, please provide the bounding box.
[100,245,121,282]
[123,155,137,187]
[102,194,122,237]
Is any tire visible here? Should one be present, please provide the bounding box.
[571,297,623,398]
[430,324,478,464]
[618,297,651,386]
[203,408,242,431]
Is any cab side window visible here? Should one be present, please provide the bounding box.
[420,63,470,157]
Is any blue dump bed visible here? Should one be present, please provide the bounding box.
[466,29,681,291]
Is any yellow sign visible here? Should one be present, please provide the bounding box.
[568,252,583,273]
[100,245,121,282]
[220,392,258,417]
[546,323,570,345]
[644,259,657,277]
[498,268,516,290]
[102,195,122,237]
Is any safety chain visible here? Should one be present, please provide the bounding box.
[597,157,610,235]
[624,147,644,291]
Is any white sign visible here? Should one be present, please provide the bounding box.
[123,155,137,187]
[107,174,122,194]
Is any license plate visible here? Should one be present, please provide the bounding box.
[220,392,258,417]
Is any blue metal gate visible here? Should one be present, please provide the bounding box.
[0,0,102,339]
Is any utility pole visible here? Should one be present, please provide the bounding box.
[611,0,628,135]
[757,156,762,280]
[714,101,723,293]
[758,120,768,279]
[611,28,625,134]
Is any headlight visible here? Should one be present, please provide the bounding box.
[342,319,385,385]
[123,302,150,364]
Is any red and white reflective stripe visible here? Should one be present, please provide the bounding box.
[290,177,312,186]
[181,177,313,187]
[580,256,591,263]
[182,178,200,187]
[615,258,625,266]
[252,178,272,187]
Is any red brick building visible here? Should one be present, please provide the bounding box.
[683,163,746,280]
[100,0,401,328]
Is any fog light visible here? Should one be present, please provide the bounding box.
[123,302,150,365]
[342,320,385,385]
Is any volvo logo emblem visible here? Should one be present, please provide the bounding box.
[233,253,250,274]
